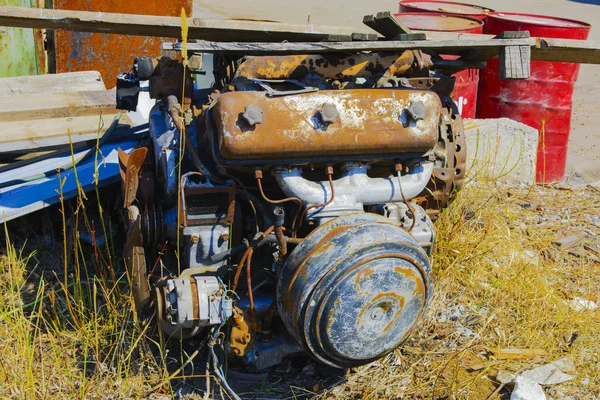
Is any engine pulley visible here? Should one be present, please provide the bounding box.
[277,213,432,368]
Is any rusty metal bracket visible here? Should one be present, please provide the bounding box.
[118,146,148,209]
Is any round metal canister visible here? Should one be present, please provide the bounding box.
[277,213,432,368]
[476,13,591,183]
[399,1,494,21]
[394,12,484,118]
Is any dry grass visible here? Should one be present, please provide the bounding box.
[0,179,599,399]
[325,182,600,399]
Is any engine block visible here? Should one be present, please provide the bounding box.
[118,49,466,371]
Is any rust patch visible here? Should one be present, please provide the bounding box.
[212,89,441,162]
[354,265,375,285]
[235,51,432,80]
[280,225,350,315]
[53,0,192,87]
[356,292,406,335]
[394,265,426,298]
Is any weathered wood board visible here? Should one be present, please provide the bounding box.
[0,71,106,95]
[0,113,126,153]
[0,6,362,42]
[0,90,117,121]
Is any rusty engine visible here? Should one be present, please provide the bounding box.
[116,49,466,371]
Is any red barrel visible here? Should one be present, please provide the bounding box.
[394,12,484,118]
[477,13,591,183]
[399,1,494,21]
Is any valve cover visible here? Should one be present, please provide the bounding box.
[277,213,433,368]
[210,89,442,163]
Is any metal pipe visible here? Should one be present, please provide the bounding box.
[273,162,434,220]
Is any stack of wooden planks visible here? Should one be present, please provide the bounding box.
[0,71,126,154]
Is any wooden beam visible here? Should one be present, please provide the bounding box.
[533,37,600,64]
[496,32,531,79]
[2,6,599,64]
[0,6,364,42]
[168,38,532,56]
[363,11,412,39]
[419,31,600,64]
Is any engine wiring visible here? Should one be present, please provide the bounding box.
[255,169,303,236]
[294,165,336,236]
[207,279,241,400]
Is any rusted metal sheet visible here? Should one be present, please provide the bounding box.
[53,0,191,88]
[234,51,432,80]
[211,89,442,163]
[277,212,432,368]
[0,0,40,77]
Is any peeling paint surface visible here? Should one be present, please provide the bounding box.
[277,212,432,368]
[0,0,39,77]
[235,51,431,80]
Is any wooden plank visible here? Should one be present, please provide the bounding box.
[351,33,378,41]
[2,6,599,64]
[0,71,106,96]
[0,90,117,122]
[417,31,600,64]
[363,12,412,39]
[500,45,531,79]
[496,31,531,72]
[0,113,125,153]
[170,37,532,56]
[0,6,363,42]
[375,11,412,37]
[532,37,600,64]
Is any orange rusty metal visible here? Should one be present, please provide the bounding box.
[118,146,148,208]
[53,0,192,88]
[211,89,442,162]
[234,51,432,80]
[420,108,466,218]
[229,309,253,357]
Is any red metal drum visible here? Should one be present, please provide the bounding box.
[477,13,591,183]
[394,12,484,118]
[399,1,494,21]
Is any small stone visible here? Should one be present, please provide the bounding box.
[511,376,546,400]
[553,233,585,249]
[567,298,598,312]
[581,377,590,386]
[497,370,516,384]
[521,358,576,385]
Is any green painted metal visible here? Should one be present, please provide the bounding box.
[0,0,39,77]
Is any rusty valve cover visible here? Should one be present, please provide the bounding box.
[210,89,441,163]
[277,213,432,368]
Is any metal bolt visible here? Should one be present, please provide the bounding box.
[318,103,339,124]
[242,104,264,125]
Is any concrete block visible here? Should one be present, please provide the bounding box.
[464,118,538,184]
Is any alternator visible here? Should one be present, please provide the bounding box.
[156,275,233,337]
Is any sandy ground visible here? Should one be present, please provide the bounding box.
[192,0,600,182]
